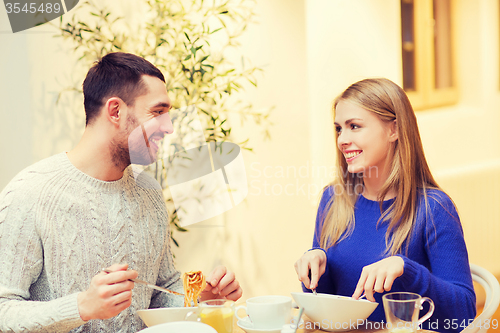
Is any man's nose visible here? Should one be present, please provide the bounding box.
[159,113,174,135]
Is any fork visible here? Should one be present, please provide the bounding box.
[102,269,184,296]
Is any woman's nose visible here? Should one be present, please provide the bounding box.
[337,130,350,147]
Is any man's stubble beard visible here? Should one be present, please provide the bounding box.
[111,113,138,171]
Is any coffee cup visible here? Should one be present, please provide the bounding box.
[383,292,435,333]
[235,295,292,329]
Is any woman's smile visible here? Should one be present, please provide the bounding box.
[344,150,362,162]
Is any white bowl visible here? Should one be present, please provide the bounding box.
[291,292,378,332]
[137,307,199,327]
[137,321,217,333]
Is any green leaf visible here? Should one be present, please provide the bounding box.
[184,54,192,61]
[184,32,191,42]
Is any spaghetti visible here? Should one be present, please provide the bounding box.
[182,270,206,307]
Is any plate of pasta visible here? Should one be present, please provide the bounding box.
[138,270,207,327]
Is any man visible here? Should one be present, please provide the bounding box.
[0,52,242,332]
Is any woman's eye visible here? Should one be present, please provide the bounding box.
[350,124,360,130]
[335,126,342,135]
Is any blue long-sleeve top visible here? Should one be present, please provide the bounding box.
[303,187,476,333]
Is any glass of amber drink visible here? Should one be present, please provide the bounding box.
[199,299,235,333]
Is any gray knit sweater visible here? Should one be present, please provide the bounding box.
[0,153,184,332]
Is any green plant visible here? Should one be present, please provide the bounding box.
[55,0,271,246]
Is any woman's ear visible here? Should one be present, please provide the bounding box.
[389,120,398,142]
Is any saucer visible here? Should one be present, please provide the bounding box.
[237,317,301,333]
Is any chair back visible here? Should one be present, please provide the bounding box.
[461,263,500,332]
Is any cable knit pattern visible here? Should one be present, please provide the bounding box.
[0,153,184,333]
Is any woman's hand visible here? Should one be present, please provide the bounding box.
[352,256,404,301]
[200,266,242,302]
[294,249,327,290]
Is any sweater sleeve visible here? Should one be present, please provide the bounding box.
[0,182,85,332]
[302,186,335,294]
[149,194,184,309]
[149,241,184,308]
[397,191,476,332]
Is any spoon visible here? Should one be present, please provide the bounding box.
[293,307,304,333]
[354,294,367,300]
[308,269,318,295]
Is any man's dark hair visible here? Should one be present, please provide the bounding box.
[82,52,165,125]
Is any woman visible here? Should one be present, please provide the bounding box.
[294,78,476,332]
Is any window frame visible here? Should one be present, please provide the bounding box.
[402,0,458,111]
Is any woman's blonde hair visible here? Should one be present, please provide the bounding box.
[320,78,442,255]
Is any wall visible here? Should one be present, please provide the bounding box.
[417,0,500,276]
[173,0,314,299]
[0,7,84,190]
[0,12,34,189]
[306,0,402,195]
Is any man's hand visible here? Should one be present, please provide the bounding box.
[200,266,242,302]
[77,263,138,321]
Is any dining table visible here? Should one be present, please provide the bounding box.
[232,310,439,333]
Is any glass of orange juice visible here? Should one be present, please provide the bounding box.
[198,299,235,333]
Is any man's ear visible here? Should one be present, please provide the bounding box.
[105,97,124,126]
[389,119,398,142]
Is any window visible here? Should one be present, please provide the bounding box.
[401,0,457,110]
